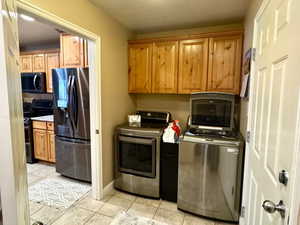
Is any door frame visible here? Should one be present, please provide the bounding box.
[239,1,261,223]
[17,0,103,200]
[289,90,300,225]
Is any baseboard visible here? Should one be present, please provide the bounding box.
[103,180,114,197]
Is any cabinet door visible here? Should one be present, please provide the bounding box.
[60,34,84,68]
[47,131,56,163]
[46,53,60,93]
[152,41,178,93]
[128,43,152,93]
[32,54,45,72]
[33,129,48,161]
[20,55,33,72]
[178,39,209,94]
[207,35,242,94]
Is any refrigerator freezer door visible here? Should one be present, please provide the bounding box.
[72,68,90,140]
[55,136,91,182]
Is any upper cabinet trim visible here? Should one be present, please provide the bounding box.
[128,29,244,44]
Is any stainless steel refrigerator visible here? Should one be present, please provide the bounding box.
[52,68,91,182]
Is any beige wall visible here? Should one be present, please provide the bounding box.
[239,0,263,136]
[135,94,190,128]
[21,0,136,187]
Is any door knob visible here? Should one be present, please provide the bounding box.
[262,200,286,218]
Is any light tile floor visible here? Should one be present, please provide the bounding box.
[27,163,232,225]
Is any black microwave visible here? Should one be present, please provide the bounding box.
[21,73,46,93]
[190,92,238,131]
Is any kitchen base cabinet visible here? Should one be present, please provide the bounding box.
[33,129,48,161]
[33,121,56,163]
[47,131,55,163]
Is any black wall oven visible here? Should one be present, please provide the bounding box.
[21,72,46,93]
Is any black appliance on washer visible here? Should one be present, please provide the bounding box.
[23,99,53,163]
[52,68,91,182]
[21,72,46,93]
[114,111,170,198]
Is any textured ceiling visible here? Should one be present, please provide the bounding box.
[18,12,60,48]
[90,0,249,33]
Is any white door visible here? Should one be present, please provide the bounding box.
[246,0,300,224]
[0,0,30,224]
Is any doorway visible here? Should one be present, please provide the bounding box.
[0,1,102,224]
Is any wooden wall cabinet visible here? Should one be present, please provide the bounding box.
[20,55,33,72]
[128,31,243,95]
[152,41,178,94]
[178,39,209,94]
[60,33,87,68]
[207,35,242,94]
[46,53,60,93]
[128,43,152,93]
[33,121,56,163]
[32,54,45,72]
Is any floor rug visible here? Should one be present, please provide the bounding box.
[111,212,169,225]
[28,177,91,209]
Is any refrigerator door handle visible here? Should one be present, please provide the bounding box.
[69,74,76,130]
[67,74,75,133]
[71,75,78,129]
[67,74,72,103]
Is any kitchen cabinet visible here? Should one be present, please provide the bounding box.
[178,39,209,94]
[60,33,86,68]
[207,35,242,94]
[32,54,45,72]
[46,53,60,93]
[33,129,48,161]
[128,30,243,95]
[47,131,55,163]
[128,43,152,93]
[33,121,56,163]
[152,41,178,93]
[20,55,33,72]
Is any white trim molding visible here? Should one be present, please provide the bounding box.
[103,181,115,198]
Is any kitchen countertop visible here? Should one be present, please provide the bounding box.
[31,115,54,122]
